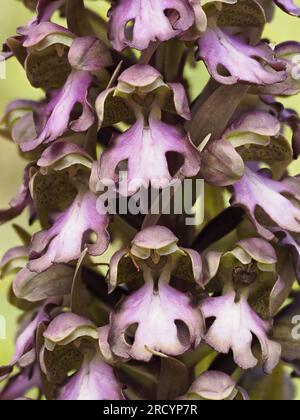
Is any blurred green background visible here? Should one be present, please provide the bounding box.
[0,0,300,397]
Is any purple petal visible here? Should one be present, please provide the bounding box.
[132,225,179,254]
[273,229,300,283]
[0,164,32,225]
[98,116,201,195]
[274,0,300,16]
[109,279,204,361]
[261,95,300,158]
[12,304,50,364]
[224,111,281,141]
[180,247,203,287]
[168,82,192,120]
[13,264,74,302]
[270,271,294,316]
[201,291,281,372]
[231,167,300,240]
[201,138,244,187]
[44,313,98,348]
[108,0,195,51]
[0,366,41,401]
[118,64,162,89]
[256,42,300,95]
[20,70,94,152]
[108,249,128,293]
[28,189,109,272]
[0,246,28,275]
[197,26,287,85]
[37,0,65,23]
[188,371,237,400]
[37,141,93,169]
[22,22,74,48]
[1,301,55,377]
[59,351,124,400]
[237,238,277,265]
[68,36,113,72]
[202,251,223,285]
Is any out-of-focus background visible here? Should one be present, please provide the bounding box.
[1,0,300,396]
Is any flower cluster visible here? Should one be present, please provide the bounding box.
[1,0,300,400]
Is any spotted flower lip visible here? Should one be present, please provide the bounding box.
[197,22,287,85]
[109,277,204,362]
[223,110,292,166]
[108,0,195,51]
[16,29,112,150]
[223,111,281,146]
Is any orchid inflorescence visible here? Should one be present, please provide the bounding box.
[1,0,300,401]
